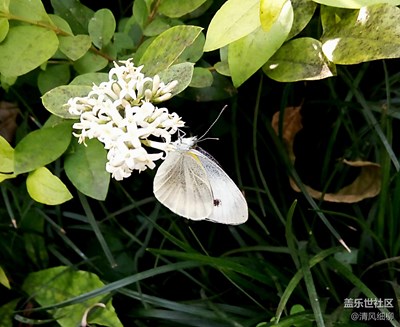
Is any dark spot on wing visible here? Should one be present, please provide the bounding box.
[214,199,222,207]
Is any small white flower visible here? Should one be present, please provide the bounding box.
[66,59,184,180]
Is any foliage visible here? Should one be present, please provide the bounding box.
[0,0,400,326]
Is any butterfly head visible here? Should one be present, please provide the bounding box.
[173,136,198,151]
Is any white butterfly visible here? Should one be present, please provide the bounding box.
[153,136,248,225]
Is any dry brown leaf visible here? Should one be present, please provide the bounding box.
[271,106,302,161]
[0,101,19,143]
[289,159,381,203]
[272,106,381,203]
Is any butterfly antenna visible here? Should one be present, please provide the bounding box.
[198,105,228,141]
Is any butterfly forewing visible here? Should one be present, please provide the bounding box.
[195,149,248,224]
[154,150,214,219]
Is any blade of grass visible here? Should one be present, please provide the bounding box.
[21,261,203,313]
[341,69,400,172]
[119,288,257,319]
[274,246,342,323]
[298,242,324,327]
[78,192,117,268]
[285,200,299,269]
[148,248,273,286]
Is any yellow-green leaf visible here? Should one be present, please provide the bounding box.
[189,67,213,88]
[0,134,15,181]
[0,26,58,77]
[27,167,73,205]
[264,37,336,82]
[0,135,13,173]
[288,0,317,39]
[14,122,72,174]
[228,1,293,87]
[203,0,260,52]
[322,4,400,64]
[59,34,92,61]
[0,18,9,42]
[64,139,109,201]
[22,266,123,327]
[42,85,93,119]
[0,266,10,289]
[260,0,287,32]
[73,51,108,74]
[9,0,53,24]
[139,25,203,76]
[157,62,194,96]
[0,0,10,13]
[158,0,207,18]
[312,0,400,9]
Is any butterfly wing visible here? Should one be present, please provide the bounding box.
[153,150,214,220]
[194,149,248,225]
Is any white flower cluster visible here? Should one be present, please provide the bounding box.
[67,59,184,180]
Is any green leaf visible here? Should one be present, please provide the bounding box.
[214,47,230,76]
[14,122,72,174]
[51,0,94,34]
[139,25,203,76]
[263,37,336,82]
[59,34,92,61]
[0,18,9,42]
[228,1,293,87]
[38,64,71,95]
[0,135,17,183]
[42,85,93,119]
[49,14,73,34]
[143,16,173,36]
[189,67,213,88]
[214,61,230,76]
[0,266,10,289]
[312,0,400,9]
[64,139,110,201]
[322,4,400,64]
[157,62,194,96]
[0,172,16,183]
[27,167,73,205]
[22,266,123,327]
[0,75,17,91]
[288,0,317,39]
[203,0,260,52]
[260,0,287,32]
[88,9,116,49]
[9,0,53,24]
[175,32,205,63]
[113,32,134,52]
[0,0,10,13]
[73,51,109,74]
[158,0,207,18]
[182,71,237,101]
[70,73,109,86]
[0,135,13,173]
[132,0,149,28]
[0,299,19,327]
[0,26,58,77]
